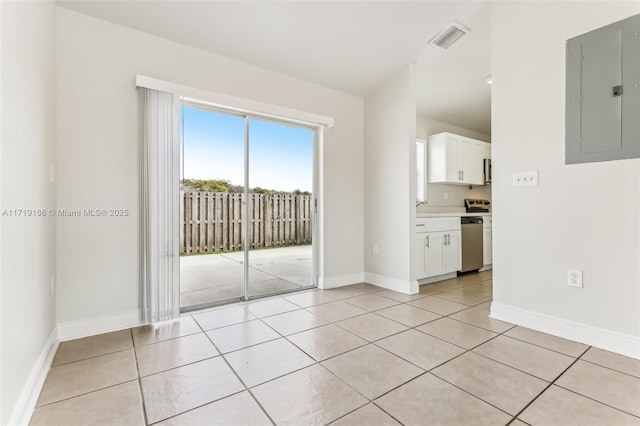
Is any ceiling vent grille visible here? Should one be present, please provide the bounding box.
[428,22,469,50]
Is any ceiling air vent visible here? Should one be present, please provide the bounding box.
[428,22,469,50]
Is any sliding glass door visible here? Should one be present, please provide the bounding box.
[179,104,316,311]
[247,118,315,299]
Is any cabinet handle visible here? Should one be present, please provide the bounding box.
[458,171,462,180]
[446,234,450,245]
[461,170,464,181]
[425,235,430,248]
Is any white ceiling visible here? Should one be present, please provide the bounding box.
[57,0,492,135]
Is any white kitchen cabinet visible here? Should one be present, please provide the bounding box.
[413,232,445,278]
[416,139,427,203]
[444,230,461,273]
[427,132,490,186]
[483,216,492,266]
[414,218,462,280]
[413,233,428,278]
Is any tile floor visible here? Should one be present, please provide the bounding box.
[31,270,640,425]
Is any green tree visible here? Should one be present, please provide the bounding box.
[181,179,230,192]
[252,187,274,194]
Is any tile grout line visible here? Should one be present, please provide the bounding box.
[130,329,151,426]
[33,379,141,410]
[144,389,250,426]
[195,315,279,426]
[577,358,640,381]
[505,346,593,425]
[550,382,640,419]
[549,349,640,420]
[48,345,139,368]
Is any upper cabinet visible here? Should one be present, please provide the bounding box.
[416,139,427,203]
[427,132,491,186]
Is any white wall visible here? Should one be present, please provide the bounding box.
[364,64,417,292]
[416,115,492,209]
[491,1,640,357]
[56,8,364,324]
[1,1,57,423]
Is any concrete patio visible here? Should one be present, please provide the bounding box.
[180,245,313,309]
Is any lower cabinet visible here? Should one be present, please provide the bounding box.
[483,227,492,266]
[483,216,492,266]
[414,229,461,279]
[444,230,462,273]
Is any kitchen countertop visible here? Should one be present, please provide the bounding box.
[416,212,492,218]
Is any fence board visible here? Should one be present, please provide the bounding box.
[180,191,312,254]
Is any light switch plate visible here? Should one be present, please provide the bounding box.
[513,171,538,187]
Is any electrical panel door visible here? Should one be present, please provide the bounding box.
[566,14,640,164]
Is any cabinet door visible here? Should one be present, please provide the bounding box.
[444,230,462,273]
[413,233,427,278]
[445,134,461,182]
[467,142,486,185]
[416,140,427,203]
[483,228,492,265]
[458,138,484,185]
[425,232,445,278]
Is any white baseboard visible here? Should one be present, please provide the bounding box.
[491,302,640,360]
[318,272,365,289]
[364,272,418,295]
[418,272,457,285]
[8,327,59,426]
[57,309,143,342]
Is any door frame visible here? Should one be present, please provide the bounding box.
[180,98,320,307]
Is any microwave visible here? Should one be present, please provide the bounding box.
[483,158,492,185]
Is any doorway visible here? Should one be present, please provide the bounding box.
[179,102,317,311]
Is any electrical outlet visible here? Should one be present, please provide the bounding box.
[513,171,539,187]
[567,269,583,288]
[372,244,379,255]
[444,192,449,200]
[50,276,55,296]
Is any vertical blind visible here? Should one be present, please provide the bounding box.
[139,87,181,323]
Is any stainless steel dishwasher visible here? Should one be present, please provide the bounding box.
[460,217,484,273]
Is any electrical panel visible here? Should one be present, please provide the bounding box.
[565,14,640,164]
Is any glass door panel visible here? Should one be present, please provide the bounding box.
[247,118,315,298]
[179,106,246,311]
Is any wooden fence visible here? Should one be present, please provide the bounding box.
[180,191,313,254]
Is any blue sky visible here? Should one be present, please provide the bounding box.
[181,107,314,192]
